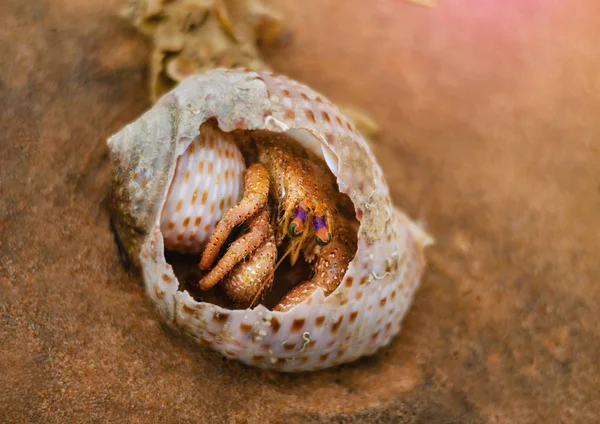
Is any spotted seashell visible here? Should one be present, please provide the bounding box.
[160,122,246,253]
[108,68,432,372]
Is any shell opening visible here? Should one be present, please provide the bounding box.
[159,120,359,312]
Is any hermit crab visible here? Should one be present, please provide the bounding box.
[108,68,431,371]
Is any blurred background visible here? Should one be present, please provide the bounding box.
[1,0,598,422]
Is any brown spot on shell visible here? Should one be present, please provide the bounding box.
[344,277,354,287]
[305,109,316,123]
[359,275,369,285]
[240,323,253,333]
[182,217,190,227]
[207,162,213,175]
[191,189,198,205]
[167,222,175,230]
[315,316,325,327]
[153,284,165,299]
[271,317,281,334]
[301,93,310,101]
[349,311,358,323]
[162,274,172,283]
[175,200,183,212]
[219,198,225,211]
[331,316,343,333]
[292,318,306,332]
[320,353,329,362]
[182,303,195,314]
[380,297,387,307]
[201,191,208,205]
[285,109,295,120]
[283,341,296,351]
[213,312,230,323]
[321,111,331,122]
[194,217,202,227]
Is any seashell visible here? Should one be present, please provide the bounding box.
[159,121,246,253]
[108,68,432,372]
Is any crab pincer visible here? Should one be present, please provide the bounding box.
[196,163,276,305]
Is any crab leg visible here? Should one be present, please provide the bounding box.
[200,163,269,270]
[222,237,277,307]
[197,208,272,290]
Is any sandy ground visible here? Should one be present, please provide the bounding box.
[1,0,599,422]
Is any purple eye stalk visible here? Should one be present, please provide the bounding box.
[314,215,332,245]
[288,205,308,237]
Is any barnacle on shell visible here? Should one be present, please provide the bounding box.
[108,68,432,371]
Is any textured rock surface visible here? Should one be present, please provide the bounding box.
[1,0,599,422]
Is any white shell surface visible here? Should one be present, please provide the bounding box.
[108,68,432,372]
[160,123,246,253]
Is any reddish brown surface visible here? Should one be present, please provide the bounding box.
[1,0,599,422]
